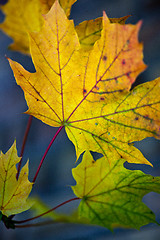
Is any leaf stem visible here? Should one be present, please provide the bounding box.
[32,126,64,183]
[14,197,80,224]
[16,115,33,180]
[14,220,56,228]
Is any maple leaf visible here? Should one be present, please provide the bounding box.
[8,0,160,167]
[0,0,76,54]
[0,141,33,217]
[72,151,160,229]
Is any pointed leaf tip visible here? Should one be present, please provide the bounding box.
[102,10,110,23]
[0,0,76,53]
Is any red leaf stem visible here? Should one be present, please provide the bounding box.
[14,197,80,224]
[32,126,64,183]
[16,115,33,180]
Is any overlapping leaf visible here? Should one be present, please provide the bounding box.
[76,15,131,50]
[0,0,130,54]
[8,0,160,167]
[72,151,160,229]
[0,141,33,217]
[0,0,76,53]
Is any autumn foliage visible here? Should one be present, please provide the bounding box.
[0,0,160,231]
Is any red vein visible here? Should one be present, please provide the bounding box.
[66,25,140,122]
[30,34,59,76]
[27,79,62,122]
[56,12,64,122]
[11,63,62,122]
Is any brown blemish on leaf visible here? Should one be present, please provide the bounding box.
[144,115,149,120]
[122,59,126,65]
[126,72,131,78]
[103,55,107,61]
[100,97,105,100]
[126,39,130,44]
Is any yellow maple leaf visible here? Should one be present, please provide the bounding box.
[8,1,160,166]
[0,0,76,54]
[0,141,33,217]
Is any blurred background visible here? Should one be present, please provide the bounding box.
[0,0,160,239]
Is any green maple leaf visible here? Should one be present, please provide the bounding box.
[72,151,160,229]
[0,141,33,217]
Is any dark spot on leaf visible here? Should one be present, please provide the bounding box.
[144,115,149,120]
[36,99,39,101]
[122,59,126,65]
[135,117,139,120]
[120,155,123,158]
[103,55,107,61]
[119,89,123,92]
[126,72,130,78]
[115,77,118,83]
[92,160,95,164]
[100,97,105,101]
[83,89,87,93]
[126,40,130,44]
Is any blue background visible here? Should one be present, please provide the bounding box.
[0,0,160,239]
